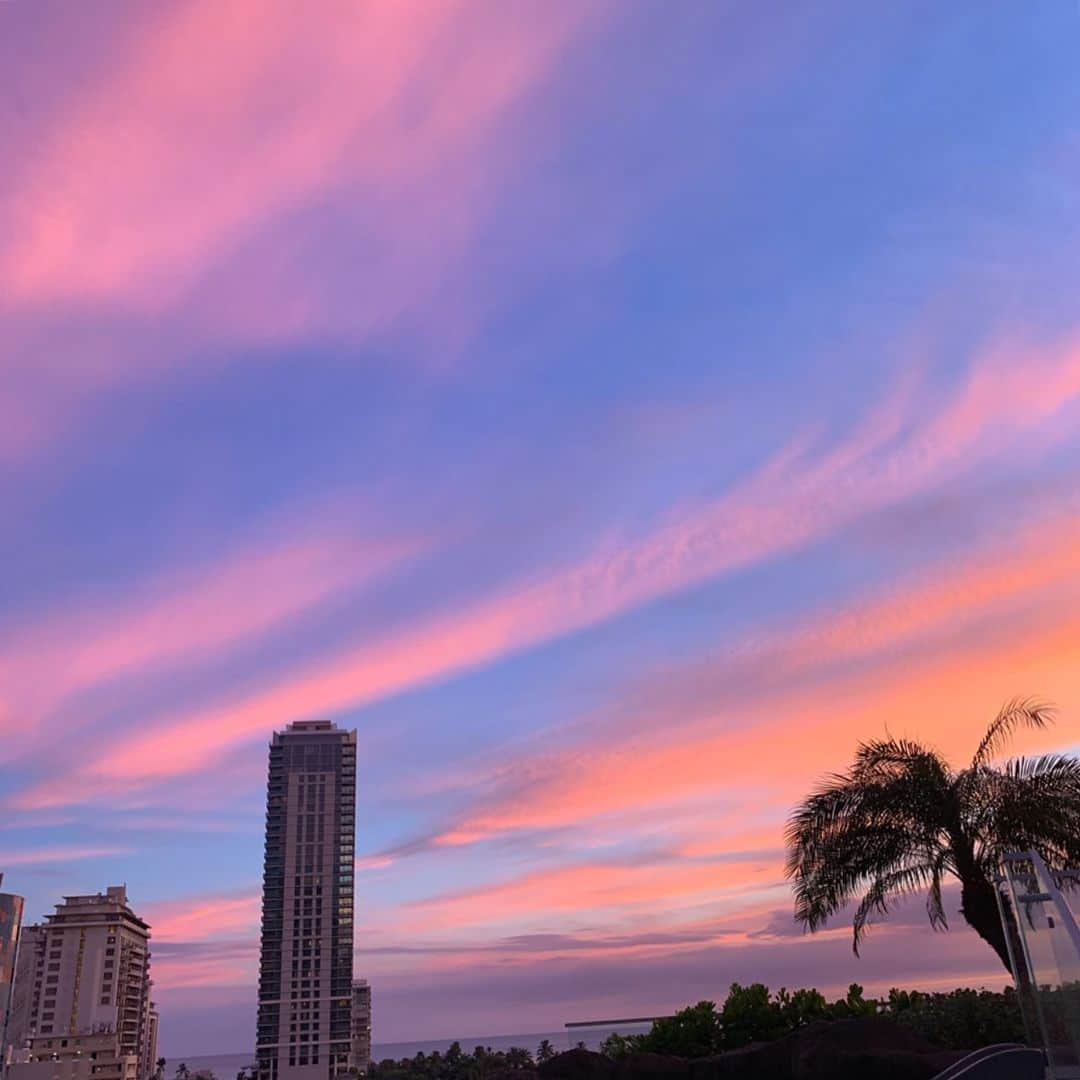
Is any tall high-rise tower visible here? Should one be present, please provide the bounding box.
[256,721,357,1080]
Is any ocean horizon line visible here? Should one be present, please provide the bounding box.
[163,1022,655,1069]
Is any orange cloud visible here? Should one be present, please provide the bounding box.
[427,517,1080,846]
[459,610,1080,843]
[404,853,785,933]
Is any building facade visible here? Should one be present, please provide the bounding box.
[256,721,357,1080]
[8,1031,140,1080]
[0,875,25,1068]
[349,981,371,1075]
[7,926,40,1064]
[4,887,157,1080]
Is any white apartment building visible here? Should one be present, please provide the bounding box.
[7,1031,140,1080]
[5,888,158,1080]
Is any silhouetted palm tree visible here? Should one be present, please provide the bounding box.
[785,698,1080,970]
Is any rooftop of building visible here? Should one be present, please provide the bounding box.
[41,886,150,932]
[272,719,357,743]
[60,886,128,905]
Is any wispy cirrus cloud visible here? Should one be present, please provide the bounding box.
[141,891,261,991]
[8,0,1080,1053]
[403,852,784,933]
[13,332,1080,810]
[0,0,612,462]
[0,845,131,867]
[0,511,425,755]
[384,496,1080,857]
[145,891,261,944]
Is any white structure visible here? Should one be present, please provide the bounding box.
[997,851,1080,1078]
[7,1031,139,1080]
[256,721,357,1080]
[5,888,158,1080]
[349,981,370,1075]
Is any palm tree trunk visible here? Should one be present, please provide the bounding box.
[959,871,1013,972]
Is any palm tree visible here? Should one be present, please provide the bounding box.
[785,698,1080,970]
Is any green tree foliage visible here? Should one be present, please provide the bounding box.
[884,987,1027,1049]
[642,1001,724,1058]
[598,983,1026,1060]
[368,1043,536,1080]
[366,983,1029,1080]
[786,698,1080,970]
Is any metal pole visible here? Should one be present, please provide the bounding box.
[1001,855,1056,1078]
[994,875,1036,1047]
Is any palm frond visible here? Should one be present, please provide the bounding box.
[1004,753,1080,783]
[787,740,951,934]
[998,757,1080,862]
[852,861,937,954]
[854,737,948,778]
[971,698,1055,768]
[926,848,949,932]
[787,698,1076,970]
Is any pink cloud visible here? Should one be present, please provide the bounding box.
[13,332,1080,809]
[0,511,423,756]
[402,853,785,934]
[150,946,259,992]
[145,891,261,944]
[415,510,1080,848]
[2,1,604,312]
[0,845,131,866]
[0,0,610,460]
[133,890,262,995]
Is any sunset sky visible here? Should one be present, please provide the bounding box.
[4,0,1080,1058]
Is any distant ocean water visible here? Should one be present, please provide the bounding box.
[165,1024,654,1076]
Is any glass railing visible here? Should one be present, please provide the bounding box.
[999,851,1080,1079]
